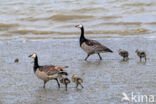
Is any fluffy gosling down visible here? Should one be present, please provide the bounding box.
[58,72,70,91]
[75,24,113,61]
[29,53,68,88]
[72,75,84,89]
[118,49,129,61]
[14,58,19,63]
[135,49,147,62]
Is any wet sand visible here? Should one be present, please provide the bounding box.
[0,37,156,104]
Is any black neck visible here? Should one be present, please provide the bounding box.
[80,27,86,46]
[33,56,39,72]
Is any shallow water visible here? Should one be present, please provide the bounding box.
[0,0,156,104]
[0,38,156,104]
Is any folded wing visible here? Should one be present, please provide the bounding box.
[86,39,113,53]
[39,65,68,76]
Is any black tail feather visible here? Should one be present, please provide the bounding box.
[105,48,113,53]
[58,72,68,76]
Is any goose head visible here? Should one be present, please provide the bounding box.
[75,24,83,29]
[29,53,37,58]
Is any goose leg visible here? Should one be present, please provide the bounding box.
[76,83,79,88]
[65,84,68,91]
[80,83,84,88]
[85,54,90,61]
[98,53,102,60]
[145,57,146,62]
[55,78,60,88]
[43,80,47,88]
[140,57,142,62]
[126,57,129,61]
[123,57,125,61]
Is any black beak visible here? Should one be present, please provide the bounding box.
[28,55,32,57]
[75,25,78,27]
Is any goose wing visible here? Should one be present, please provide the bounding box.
[39,65,58,75]
[119,51,128,57]
[53,66,69,71]
[140,52,146,56]
[86,39,113,52]
[119,50,128,55]
[39,65,68,75]
[77,78,83,83]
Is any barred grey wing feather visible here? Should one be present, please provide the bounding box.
[86,39,101,46]
[90,42,112,53]
[39,65,59,76]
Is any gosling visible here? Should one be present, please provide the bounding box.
[118,49,129,61]
[135,49,146,62]
[72,75,84,89]
[14,58,19,63]
[58,72,70,91]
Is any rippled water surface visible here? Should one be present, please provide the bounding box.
[0,0,156,104]
[0,0,156,40]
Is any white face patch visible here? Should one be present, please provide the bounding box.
[31,53,37,58]
[76,24,83,28]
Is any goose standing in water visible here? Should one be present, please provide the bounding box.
[75,24,113,60]
[135,49,146,62]
[29,53,68,88]
[58,72,70,91]
[118,49,129,61]
[72,74,84,89]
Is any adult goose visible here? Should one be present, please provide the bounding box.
[75,24,113,60]
[29,53,68,88]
